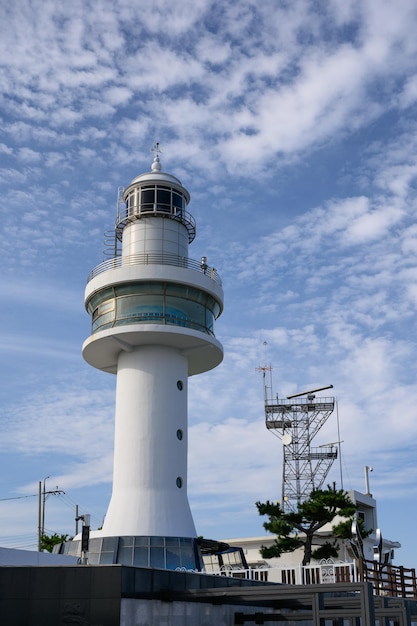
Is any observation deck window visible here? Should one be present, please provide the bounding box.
[157,187,171,212]
[60,535,199,569]
[140,187,154,212]
[173,192,183,209]
[124,185,186,215]
[118,184,194,242]
[88,281,220,335]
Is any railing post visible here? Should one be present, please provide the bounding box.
[352,560,357,583]
[399,566,406,598]
[412,568,417,597]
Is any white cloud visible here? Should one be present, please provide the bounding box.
[1,0,417,565]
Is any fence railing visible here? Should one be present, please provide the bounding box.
[87,252,222,286]
[206,560,356,585]
[207,559,417,599]
[358,559,417,599]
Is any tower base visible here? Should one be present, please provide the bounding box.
[57,534,203,570]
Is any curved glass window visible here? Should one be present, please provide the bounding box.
[126,192,136,214]
[172,192,184,209]
[89,282,220,335]
[157,187,171,212]
[125,185,188,215]
[88,286,115,314]
[119,184,194,242]
[60,535,199,570]
[140,187,154,212]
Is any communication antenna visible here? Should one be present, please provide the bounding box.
[336,399,344,489]
[256,341,273,403]
[263,381,337,512]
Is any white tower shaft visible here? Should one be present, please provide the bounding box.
[103,345,196,537]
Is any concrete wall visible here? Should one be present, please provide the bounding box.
[0,546,77,566]
[0,564,269,626]
[121,598,267,626]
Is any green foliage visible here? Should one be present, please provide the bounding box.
[256,483,357,565]
[332,516,372,540]
[311,541,339,561]
[40,532,71,552]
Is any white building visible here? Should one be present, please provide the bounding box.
[221,489,401,583]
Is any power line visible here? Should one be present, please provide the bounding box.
[58,492,102,529]
[1,484,103,547]
[0,494,37,501]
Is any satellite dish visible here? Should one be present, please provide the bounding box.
[282,433,292,446]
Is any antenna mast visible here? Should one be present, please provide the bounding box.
[255,342,273,403]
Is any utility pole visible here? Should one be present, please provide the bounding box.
[37,476,65,551]
[37,481,42,551]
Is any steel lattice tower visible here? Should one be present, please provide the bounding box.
[262,375,337,512]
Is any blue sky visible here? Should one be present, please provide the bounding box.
[1,0,417,567]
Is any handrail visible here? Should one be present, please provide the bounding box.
[87,252,222,286]
[265,397,335,408]
[116,205,196,243]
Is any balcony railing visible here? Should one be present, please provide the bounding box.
[265,397,335,413]
[87,252,222,286]
[116,205,196,243]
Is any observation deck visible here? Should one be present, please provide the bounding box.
[87,252,222,285]
[116,204,196,244]
[265,397,335,429]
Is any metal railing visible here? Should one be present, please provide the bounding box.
[208,559,417,599]
[116,205,196,243]
[87,252,222,285]
[359,559,417,599]
[208,560,357,585]
[265,397,335,412]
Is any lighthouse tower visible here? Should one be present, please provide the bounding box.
[77,150,224,569]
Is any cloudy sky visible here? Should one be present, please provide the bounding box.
[1,0,417,567]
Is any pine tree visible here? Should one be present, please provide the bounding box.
[256,483,357,566]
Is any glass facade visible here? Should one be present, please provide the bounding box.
[87,282,221,335]
[125,184,185,217]
[63,535,200,570]
[118,183,196,243]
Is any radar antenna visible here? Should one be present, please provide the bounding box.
[287,384,333,400]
